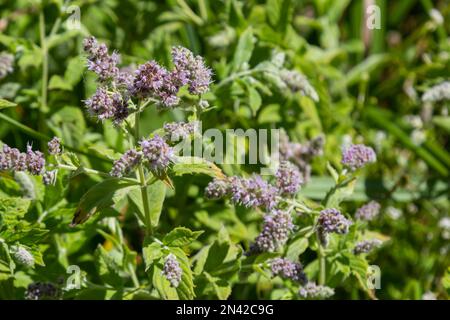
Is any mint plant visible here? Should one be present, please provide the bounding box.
[0,35,386,300]
[0,0,448,301]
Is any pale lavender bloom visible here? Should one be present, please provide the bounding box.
[110,149,142,178]
[355,201,381,221]
[353,239,382,255]
[133,61,180,107]
[42,170,58,186]
[0,144,26,171]
[85,88,128,124]
[12,246,34,267]
[279,132,324,182]
[171,46,212,95]
[298,282,334,299]
[162,254,182,288]
[341,144,376,171]
[270,258,307,284]
[229,175,278,210]
[47,137,61,155]
[280,69,319,101]
[276,161,303,195]
[0,52,14,79]
[140,135,174,172]
[318,208,352,235]
[26,144,45,175]
[133,60,167,95]
[83,36,120,82]
[249,210,293,253]
[163,121,198,142]
[204,178,230,199]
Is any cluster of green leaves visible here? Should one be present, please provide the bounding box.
[0,0,448,300]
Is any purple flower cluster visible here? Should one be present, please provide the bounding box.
[353,239,382,255]
[204,178,230,199]
[249,210,293,253]
[132,60,180,107]
[164,121,198,142]
[355,201,381,221]
[229,175,278,210]
[0,51,14,79]
[341,144,376,171]
[270,258,307,284]
[162,254,182,288]
[84,88,129,124]
[279,131,324,183]
[0,144,45,175]
[298,282,334,299]
[48,137,61,155]
[110,149,142,178]
[83,36,120,82]
[140,135,174,172]
[318,208,352,235]
[132,47,212,108]
[42,170,57,186]
[276,161,303,195]
[25,282,60,300]
[171,46,212,95]
[83,37,132,124]
[204,175,278,210]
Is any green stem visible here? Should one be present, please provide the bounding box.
[0,112,110,163]
[134,102,153,235]
[316,230,326,285]
[39,10,48,134]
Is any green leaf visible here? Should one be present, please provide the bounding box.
[71,179,138,226]
[163,227,203,247]
[231,27,254,73]
[128,180,166,228]
[285,237,309,261]
[0,98,16,109]
[64,56,85,86]
[323,178,356,208]
[247,85,262,116]
[0,197,30,228]
[172,156,224,178]
[48,75,73,91]
[142,242,163,271]
[95,246,124,287]
[326,162,339,183]
[433,116,450,133]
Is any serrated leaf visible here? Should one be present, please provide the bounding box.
[142,242,163,271]
[163,227,203,247]
[0,197,30,227]
[172,156,224,178]
[231,27,254,72]
[71,179,138,226]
